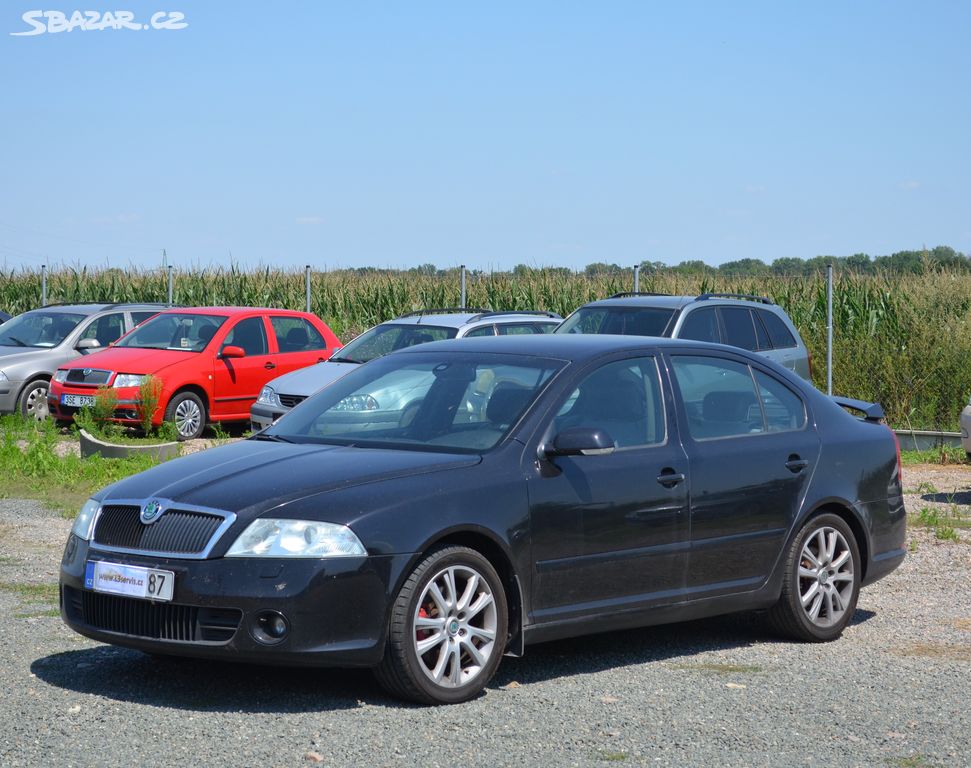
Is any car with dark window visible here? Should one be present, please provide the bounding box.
[0,310,11,324]
[59,335,905,704]
[250,308,561,430]
[48,307,341,439]
[0,302,168,419]
[556,292,812,381]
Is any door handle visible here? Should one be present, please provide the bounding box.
[656,470,685,488]
[785,456,809,473]
[264,362,276,370]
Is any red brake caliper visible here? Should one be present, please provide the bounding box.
[416,606,431,642]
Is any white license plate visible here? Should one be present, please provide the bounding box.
[62,393,96,407]
[85,561,175,602]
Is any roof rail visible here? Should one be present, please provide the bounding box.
[31,301,174,309]
[694,292,774,305]
[468,310,562,321]
[608,292,671,299]
[396,307,490,319]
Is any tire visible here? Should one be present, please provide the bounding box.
[19,378,50,421]
[374,546,508,705]
[164,391,206,441]
[767,513,861,642]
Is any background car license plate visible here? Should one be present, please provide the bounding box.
[84,561,175,601]
[62,393,96,407]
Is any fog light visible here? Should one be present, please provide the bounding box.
[252,611,289,644]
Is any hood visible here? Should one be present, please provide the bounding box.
[59,346,195,374]
[98,438,481,518]
[0,346,61,366]
[268,359,358,397]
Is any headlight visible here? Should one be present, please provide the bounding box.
[256,386,282,407]
[225,519,366,558]
[333,394,379,411]
[71,498,100,541]
[52,370,67,383]
[113,373,145,388]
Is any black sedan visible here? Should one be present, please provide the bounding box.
[60,335,906,704]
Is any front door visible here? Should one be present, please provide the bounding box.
[528,355,690,624]
[212,316,274,419]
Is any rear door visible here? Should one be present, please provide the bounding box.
[212,315,274,418]
[268,315,332,377]
[667,352,820,598]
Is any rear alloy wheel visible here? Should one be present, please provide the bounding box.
[19,378,50,421]
[375,546,507,705]
[164,391,206,441]
[767,513,860,642]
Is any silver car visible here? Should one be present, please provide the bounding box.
[251,309,561,430]
[0,303,168,419]
[556,292,813,381]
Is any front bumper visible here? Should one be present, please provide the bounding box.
[0,379,23,413]
[250,402,289,432]
[48,381,142,423]
[60,535,413,667]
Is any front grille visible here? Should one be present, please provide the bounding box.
[66,368,113,386]
[63,586,240,643]
[94,505,226,555]
[278,394,306,408]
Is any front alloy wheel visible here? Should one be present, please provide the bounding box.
[164,391,206,440]
[375,546,507,704]
[768,513,861,642]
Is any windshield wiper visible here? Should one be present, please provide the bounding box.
[250,433,295,443]
[328,356,363,364]
[1,336,27,347]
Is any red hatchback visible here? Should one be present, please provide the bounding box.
[48,307,341,439]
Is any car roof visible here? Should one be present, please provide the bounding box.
[393,331,764,361]
[154,307,310,317]
[383,309,561,329]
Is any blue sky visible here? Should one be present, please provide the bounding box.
[1,1,969,272]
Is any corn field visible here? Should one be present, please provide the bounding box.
[2,265,969,431]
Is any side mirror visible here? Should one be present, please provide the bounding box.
[76,338,101,351]
[545,427,616,457]
[221,345,246,359]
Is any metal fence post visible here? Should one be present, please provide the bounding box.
[826,264,833,395]
[167,265,174,306]
[41,263,47,306]
[633,264,640,293]
[460,264,467,309]
[305,265,311,313]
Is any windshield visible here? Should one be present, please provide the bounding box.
[556,306,675,337]
[114,313,227,352]
[0,311,85,348]
[265,351,563,453]
[333,323,458,364]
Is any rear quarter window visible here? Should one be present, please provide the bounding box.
[760,310,798,349]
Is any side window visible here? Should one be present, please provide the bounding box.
[554,357,666,448]
[131,311,157,326]
[223,317,268,356]
[761,311,798,349]
[497,323,546,335]
[78,313,124,347]
[270,316,328,353]
[678,308,720,343]
[754,370,806,432]
[752,310,772,350]
[463,325,496,338]
[671,355,764,440]
[718,307,758,351]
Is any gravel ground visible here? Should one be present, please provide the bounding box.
[0,466,968,768]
